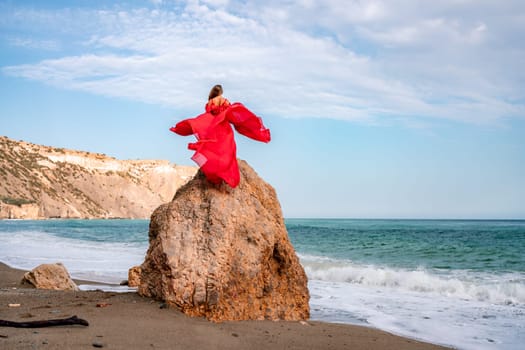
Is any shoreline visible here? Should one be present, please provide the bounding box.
[1,217,524,221]
[0,217,150,221]
[0,262,453,350]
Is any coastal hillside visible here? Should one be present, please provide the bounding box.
[0,136,197,219]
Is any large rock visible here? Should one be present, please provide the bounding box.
[138,160,310,321]
[22,263,79,291]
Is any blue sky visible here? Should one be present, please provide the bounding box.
[1,0,524,219]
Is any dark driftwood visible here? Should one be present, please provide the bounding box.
[0,315,89,328]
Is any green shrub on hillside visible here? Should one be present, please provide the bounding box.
[0,196,36,206]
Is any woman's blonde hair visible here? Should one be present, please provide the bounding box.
[208,84,223,100]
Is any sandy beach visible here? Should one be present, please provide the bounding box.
[0,263,452,350]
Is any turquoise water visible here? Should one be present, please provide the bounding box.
[1,219,524,349]
[0,219,148,243]
[286,219,525,273]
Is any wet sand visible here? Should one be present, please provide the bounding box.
[0,263,452,349]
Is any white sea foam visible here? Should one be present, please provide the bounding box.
[0,230,146,283]
[78,284,138,293]
[308,279,525,350]
[301,254,525,350]
[299,254,525,305]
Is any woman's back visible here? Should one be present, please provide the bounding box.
[206,96,230,115]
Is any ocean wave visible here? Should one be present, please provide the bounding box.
[0,230,147,283]
[299,254,525,305]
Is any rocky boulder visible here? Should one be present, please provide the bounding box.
[138,160,310,321]
[128,265,141,287]
[22,263,79,291]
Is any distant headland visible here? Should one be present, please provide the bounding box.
[0,136,197,219]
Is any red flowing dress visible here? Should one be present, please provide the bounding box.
[170,99,271,188]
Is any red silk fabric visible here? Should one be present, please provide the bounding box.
[170,100,270,188]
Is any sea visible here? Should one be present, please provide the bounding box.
[0,218,524,350]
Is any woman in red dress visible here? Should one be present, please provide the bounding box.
[170,85,271,188]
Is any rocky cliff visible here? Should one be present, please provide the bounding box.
[138,160,310,321]
[0,136,197,219]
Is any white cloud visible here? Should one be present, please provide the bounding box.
[1,0,524,125]
[8,37,60,50]
[200,0,230,8]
